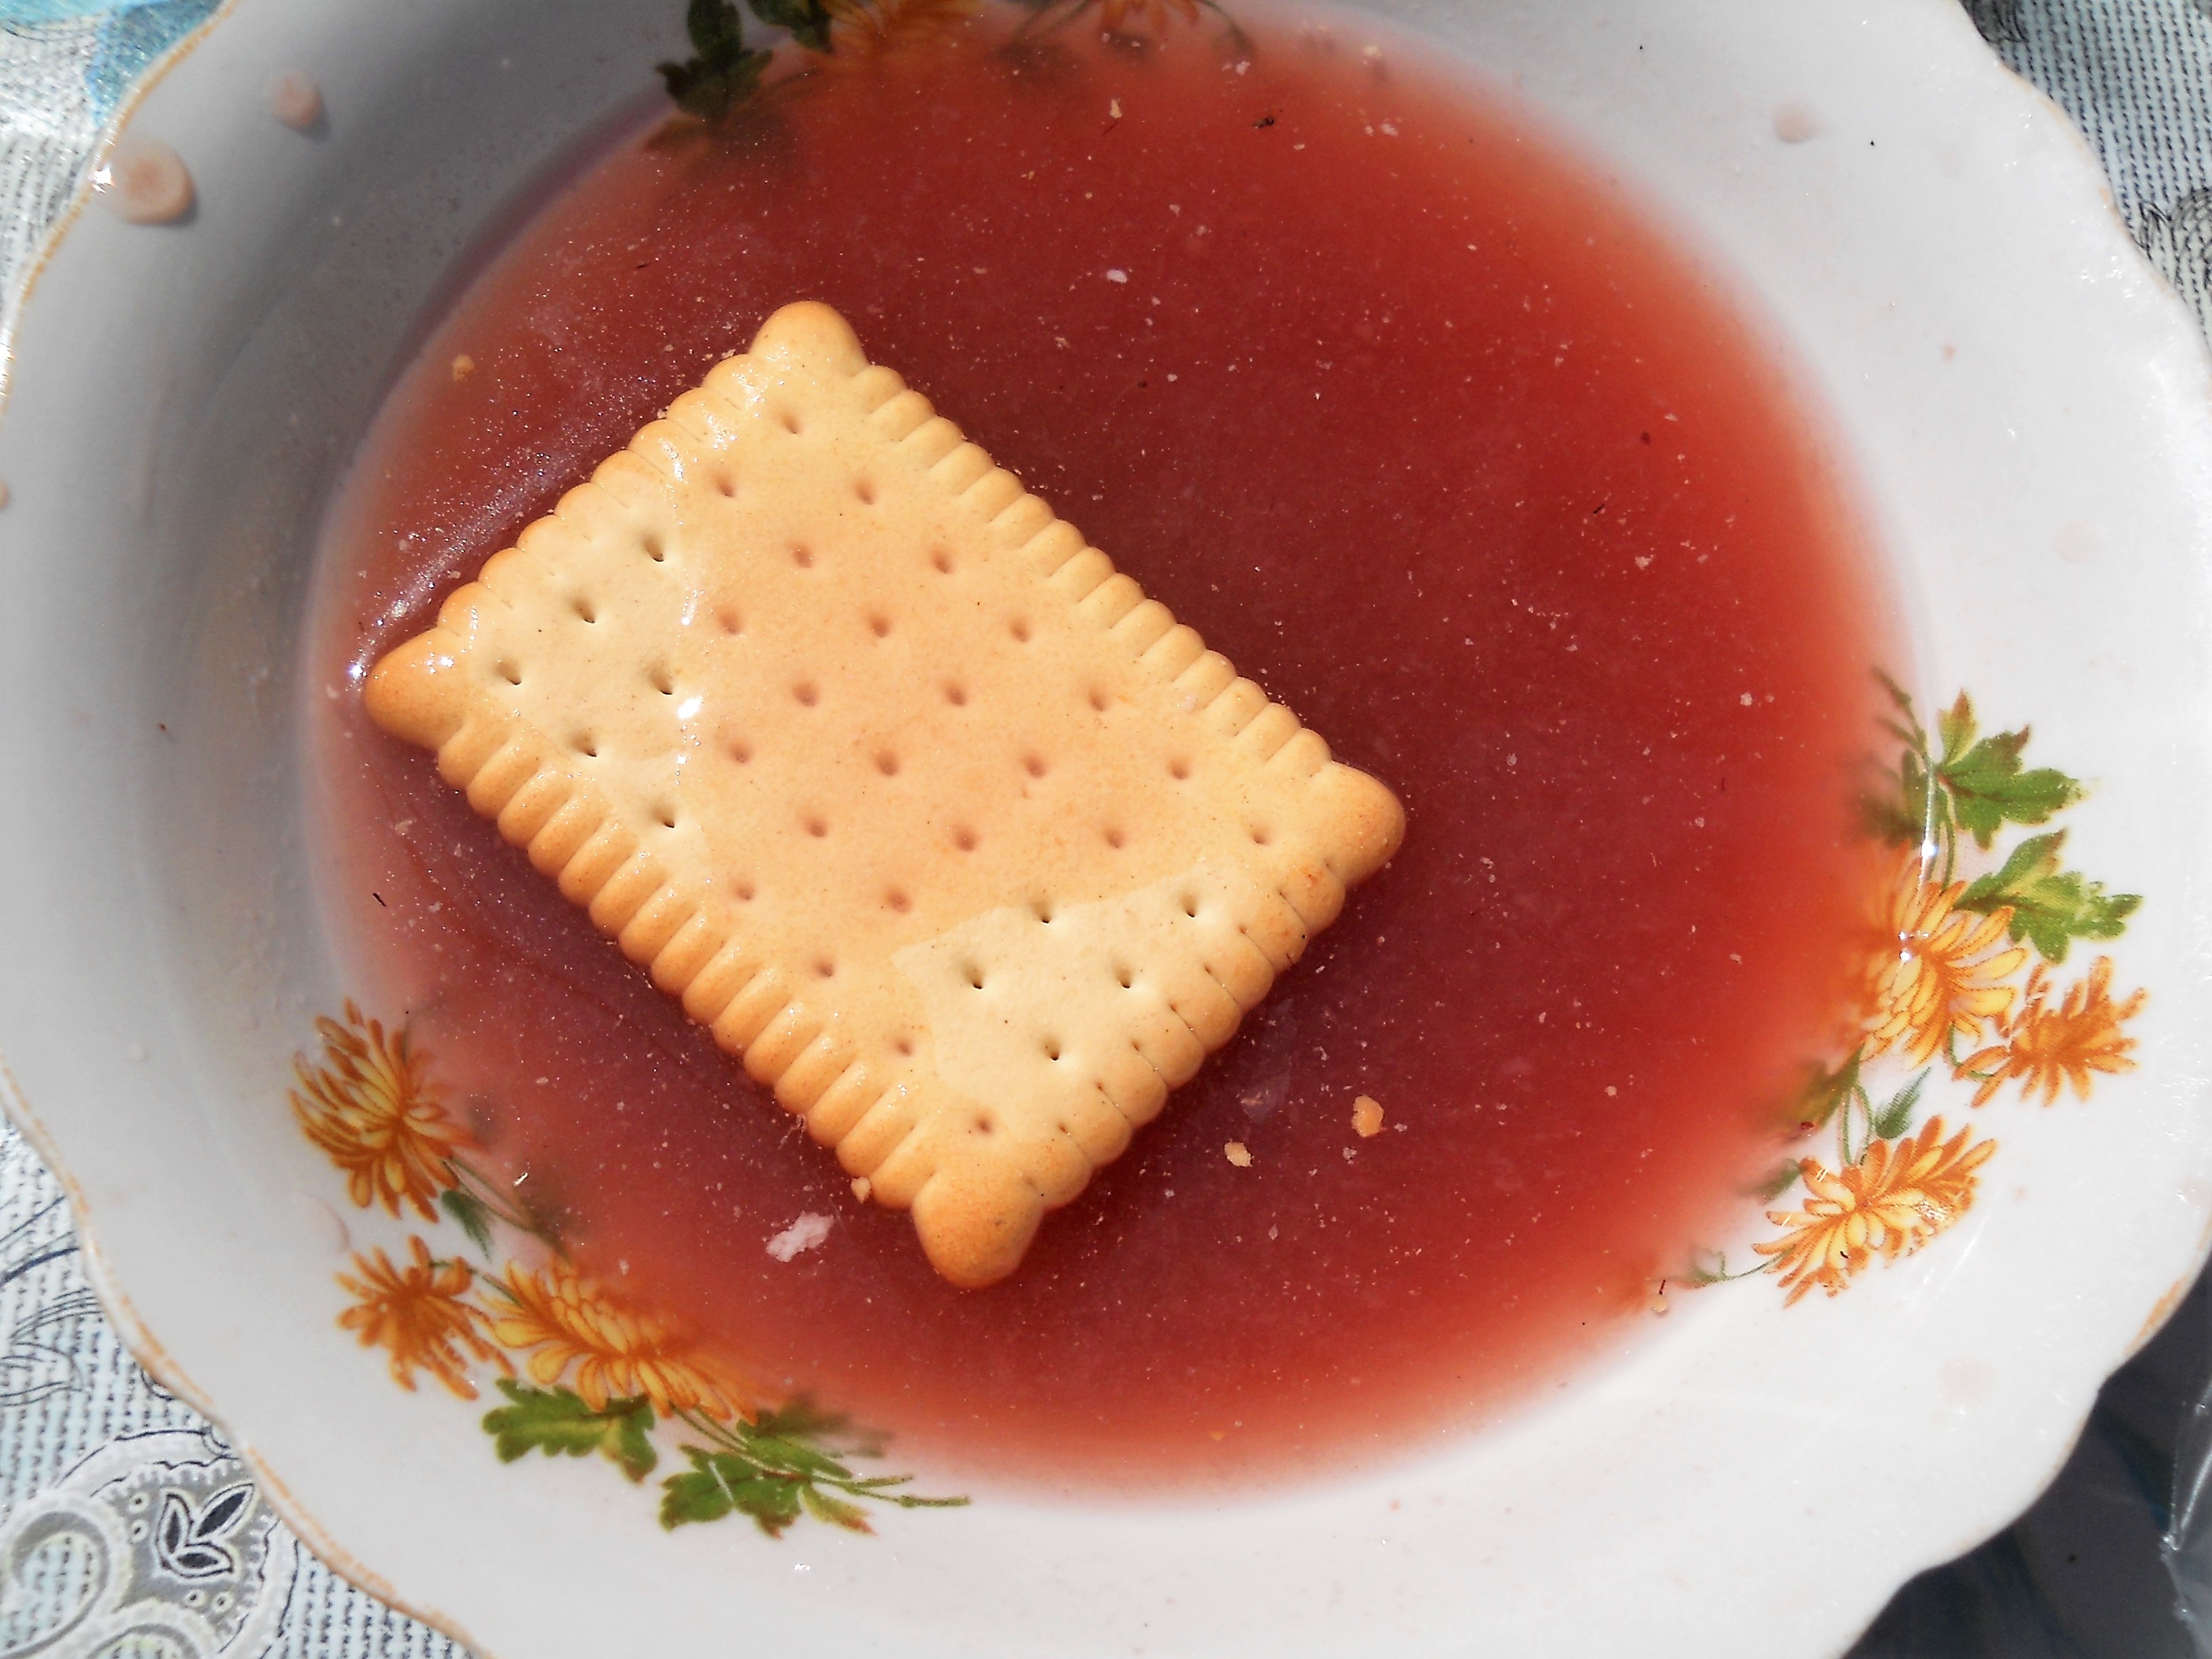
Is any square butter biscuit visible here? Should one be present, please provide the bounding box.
[366,302,1404,1286]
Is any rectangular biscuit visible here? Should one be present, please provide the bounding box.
[365,302,1404,1286]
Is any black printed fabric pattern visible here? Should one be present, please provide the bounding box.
[1971,0,2212,342]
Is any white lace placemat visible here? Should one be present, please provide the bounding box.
[2,2,2209,1654]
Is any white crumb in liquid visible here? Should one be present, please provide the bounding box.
[268,69,323,131]
[767,1212,834,1261]
[96,136,193,224]
[1105,268,1128,283]
[1225,1141,1253,1168]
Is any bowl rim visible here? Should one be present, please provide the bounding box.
[7,1,2212,1654]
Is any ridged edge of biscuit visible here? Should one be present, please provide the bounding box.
[364,301,1406,1286]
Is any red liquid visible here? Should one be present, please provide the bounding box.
[307,10,1889,1487]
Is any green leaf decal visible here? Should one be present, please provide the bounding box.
[1798,1051,1862,1130]
[1935,691,1976,769]
[1933,699,2085,848]
[1750,1161,1803,1204]
[658,0,773,120]
[658,1398,968,1534]
[483,1382,659,1483]
[1862,748,1936,846]
[440,1187,497,1259]
[1957,830,2140,963]
[748,0,835,52]
[745,1403,872,1477]
[1860,674,1938,847]
[661,1448,807,1535]
[800,1484,877,1533]
[656,1454,738,1529]
[1867,1071,1928,1143]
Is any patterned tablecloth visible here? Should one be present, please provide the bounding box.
[4,2,2212,1654]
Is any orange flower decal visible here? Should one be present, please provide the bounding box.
[337,1237,507,1397]
[825,0,980,64]
[1860,855,2026,1067]
[1753,1117,1997,1304]
[1095,0,1200,34]
[1958,957,2146,1107]
[292,1002,470,1221]
[486,1260,754,1422]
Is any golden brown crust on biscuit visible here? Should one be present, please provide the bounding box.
[365,301,1404,1287]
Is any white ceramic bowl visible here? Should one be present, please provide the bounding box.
[5,1,2212,1654]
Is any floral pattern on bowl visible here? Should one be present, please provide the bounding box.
[291,675,2148,1538]
[1695,682,2146,1307]
[293,1005,968,1537]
